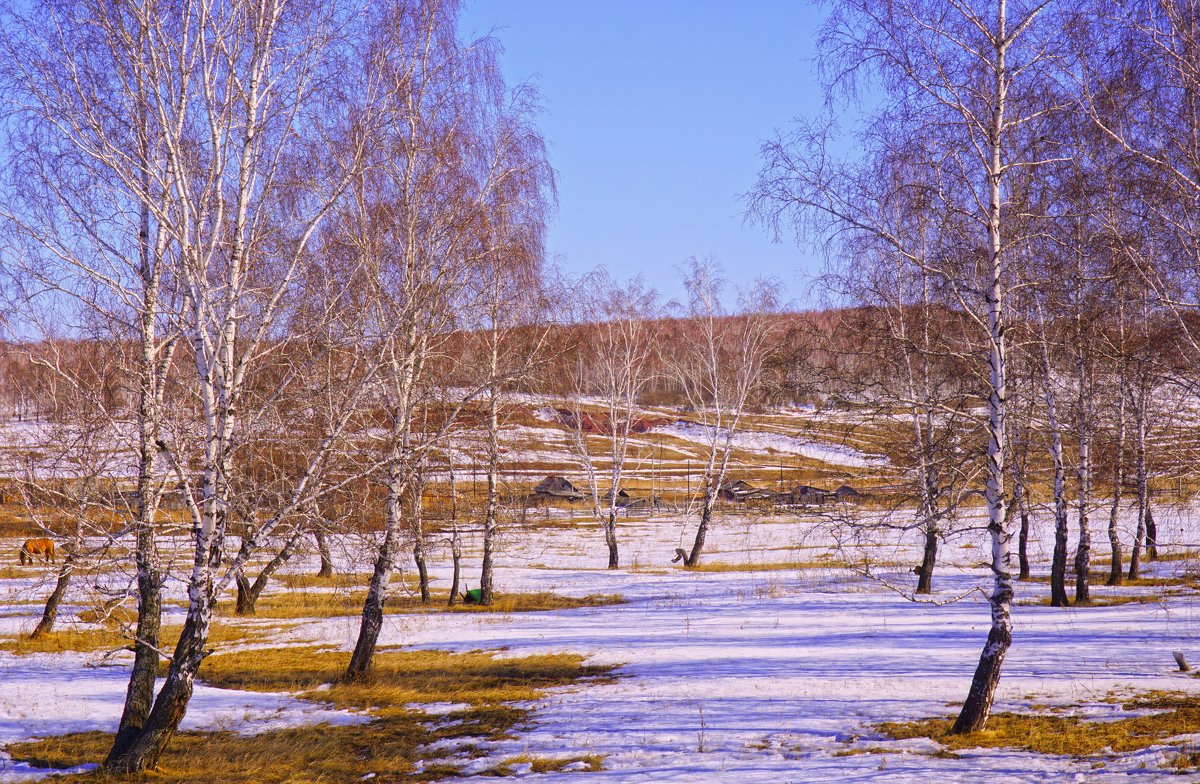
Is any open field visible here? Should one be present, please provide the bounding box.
[0,386,1197,782]
[4,501,1200,782]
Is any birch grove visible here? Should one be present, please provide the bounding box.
[753,0,1070,733]
[7,0,1200,776]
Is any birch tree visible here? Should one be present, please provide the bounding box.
[753,0,1068,732]
[8,340,126,639]
[0,0,186,757]
[562,272,660,569]
[345,0,552,673]
[667,257,778,568]
[796,144,980,595]
[469,89,554,607]
[1032,293,1072,607]
[48,0,374,770]
[1076,1,1200,573]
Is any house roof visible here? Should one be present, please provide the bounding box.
[533,475,584,499]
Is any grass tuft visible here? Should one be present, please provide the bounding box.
[0,620,292,656]
[878,695,1200,757]
[483,752,605,774]
[232,589,624,619]
[7,646,617,783]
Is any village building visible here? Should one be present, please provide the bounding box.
[532,475,585,501]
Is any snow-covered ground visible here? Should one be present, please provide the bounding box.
[0,656,367,782]
[3,508,1200,781]
[654,420,888,468]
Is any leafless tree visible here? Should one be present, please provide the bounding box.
[802,144,981,595]
[344,0,552,675]
[561,272,661,569]
[6,0,380,769]
[752,0,1068,733]
[7,342,127,639]
[0,0,188,757]
[468,95,554,608]
[666,257,778,568]
[1031,292,1072,607]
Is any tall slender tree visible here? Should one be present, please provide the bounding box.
[753,0,1068,732]
[667,257,778,568]
[562,272,661,569]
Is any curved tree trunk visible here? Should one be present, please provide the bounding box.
[604,509,619,570]
[107,511,218,774]
[413,540,430,604]
[916,490,940,594]
[346,466,404,680]
[916,522,938,595]
[30,552,75,638]
[109,420,166,762]
[314,529,334,578]
[106,605,210,773]
[683,494,714,567]
[1106,504,1124,586]
[1129,497,1145,580]
[108,536,161,762]
[236,528,305,616]
[234,569,252,614]
[951,617,1012,734]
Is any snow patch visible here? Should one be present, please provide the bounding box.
[655,420,888,468]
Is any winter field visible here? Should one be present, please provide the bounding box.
[4,501,1200,782]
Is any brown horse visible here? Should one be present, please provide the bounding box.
[19,538,55,565]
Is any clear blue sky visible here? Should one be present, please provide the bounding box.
[460,1,828,309]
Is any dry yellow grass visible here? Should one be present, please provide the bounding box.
[0,626,126,655]
[483,752,605,775]
[273,571,375,590]
[8,646,616,783]
[878,693,1200,758]
[200,645,617,707]
[234,589,624,619]
[0,619,291,655]
[0,564,46,579]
